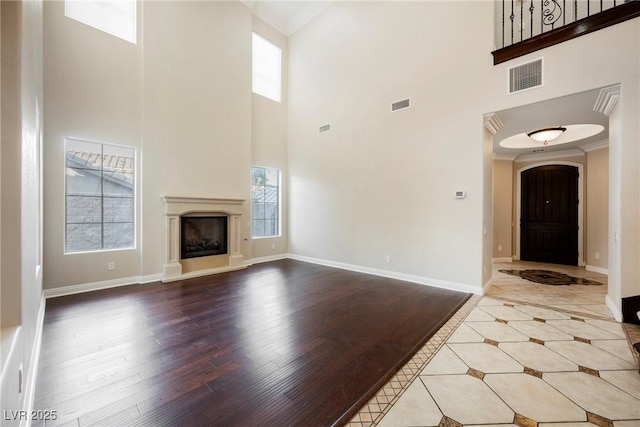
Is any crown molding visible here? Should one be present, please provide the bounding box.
[484,112,504,135]
[580,139,609,153]
[593,84,620,116]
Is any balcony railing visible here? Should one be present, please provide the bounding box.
[492,0,640,64]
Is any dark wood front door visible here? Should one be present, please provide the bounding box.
[521,165,579,266]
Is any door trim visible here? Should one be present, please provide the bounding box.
[515,161,584,266]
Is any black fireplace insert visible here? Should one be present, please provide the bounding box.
[181,216,228,259]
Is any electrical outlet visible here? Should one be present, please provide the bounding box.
[595,252,600,260]
[385,255,391,263]
[498,245,503,252]
[271,243,276,250]
[107,261,116,271]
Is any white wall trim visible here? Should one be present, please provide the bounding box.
[247,254,289,265]
[580,139,608,153]
[483,112,504,135]
[605,294,622,322]
[139,274,163,284]
[22,295,46,427]
[515,161,585,267]
[44,276,142,299]
[492,257,513,263]
[288,254,484,295]
[585,265,609,275]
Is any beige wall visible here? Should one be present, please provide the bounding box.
[490,22,639,310]
[36,2,640,312]
[289,2,639,306]
[586,147,609,270]
[288,1,494,293]
[492,159,513,259]
[43,1,258,286]
[250,16,289,261]
[43,0,142,287]
[141,1,252,278]
[1,0,44,420]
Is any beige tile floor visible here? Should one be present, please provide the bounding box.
[348,261,640,427]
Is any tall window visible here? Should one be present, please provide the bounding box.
[65,138,135,253]
[252,166,280,238]
[65,0,137,44]
[252,32,282,102]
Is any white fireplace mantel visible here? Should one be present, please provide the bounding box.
[162,196,246,282]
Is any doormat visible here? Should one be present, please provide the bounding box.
[498,269,604,286]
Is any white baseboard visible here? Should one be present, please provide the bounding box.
[139,274,163,284]
[492,257,513,263]
[605,294,622,322]
[23,295,46,427]
[288,254,483,295]
[586,265,609,275]
[247,254,289,266]
[43,252,487,299]
[44,276,142,299]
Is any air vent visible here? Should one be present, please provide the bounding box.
[391,98,410,112]
[319,124,331,133]
[508,58,542,94]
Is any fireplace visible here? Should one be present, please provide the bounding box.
[181,216,228,259]
[162,196,246,282]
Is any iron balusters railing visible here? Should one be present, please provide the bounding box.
[493,0,640,64]
[498,0,631,49]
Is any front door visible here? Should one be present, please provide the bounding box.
[521,165,579,266]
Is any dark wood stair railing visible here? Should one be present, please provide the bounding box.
[492,0,640,65]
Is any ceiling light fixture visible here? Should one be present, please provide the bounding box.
[526,126,567,145]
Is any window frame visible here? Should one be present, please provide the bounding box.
[251,165,281,239]
[64,136,136,254]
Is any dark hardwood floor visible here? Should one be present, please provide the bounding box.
[34,259,470,426]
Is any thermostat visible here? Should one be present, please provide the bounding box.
[455,190,466,199]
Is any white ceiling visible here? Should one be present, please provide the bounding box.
[240,0,333,35]
[492,88,609,159]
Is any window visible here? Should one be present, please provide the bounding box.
[65,0,137,44]
[252,166,280,238]
[65,138,135,253]
[252,32,282,102]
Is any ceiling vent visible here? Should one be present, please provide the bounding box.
[508,58,543,94]
[391,98,410,112]
[319,123,331,133]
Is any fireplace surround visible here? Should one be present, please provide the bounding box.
[162,196,245,282]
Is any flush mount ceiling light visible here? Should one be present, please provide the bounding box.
[498,124,605,150]
[526,126,567,144]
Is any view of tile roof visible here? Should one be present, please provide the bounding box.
[66,150,134,188]
[67,150,134,172]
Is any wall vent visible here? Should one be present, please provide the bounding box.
[319,124,331,133]
[391,98,410,112]
[508,58,543,94]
